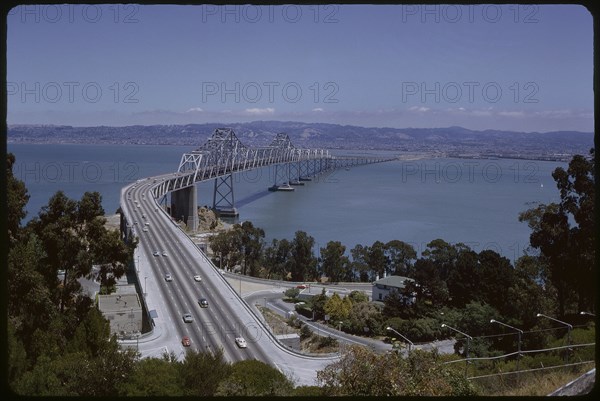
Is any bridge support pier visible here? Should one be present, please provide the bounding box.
[269,163,295,191]
[170,185,198,232]
[213,174,239,217]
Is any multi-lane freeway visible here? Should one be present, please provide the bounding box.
[121,174,338,386]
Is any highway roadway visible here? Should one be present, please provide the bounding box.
[120,175,338,386]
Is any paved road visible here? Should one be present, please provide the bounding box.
[244,289,456,356]
[119,177,338,386]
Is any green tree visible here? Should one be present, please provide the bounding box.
[350,244,370,282]
[179,349,232,396]
[317,346,476,396]
[6,153,30,248]
[28,191,134,309]
[13,345,137,396]
[320,241,350,283]
[284,287,300,300]
[215,359,294,396]
[369,240,388,278]
[519,149,595,315]
[235,221,265,276]
[505,255,556,329]
[262,238,292,279]
[324,293,352,322]
[385,240,417,276]
[118,358,183,396]
[69,307,113,358]
[7,234,57,350]
[345,302,383,336]
[476,249,516,314]
[347,290,369,304]
[409,258,450,310]
[310,288,329,320]
[290,230,317,281]
[383,290,413,319]
[209,229,240,269]
[7,321,29,391]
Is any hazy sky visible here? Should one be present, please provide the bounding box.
[7,4,593,131]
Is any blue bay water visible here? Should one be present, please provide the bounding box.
[8,143,565,264]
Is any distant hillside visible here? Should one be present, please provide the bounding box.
[7,121,594,160]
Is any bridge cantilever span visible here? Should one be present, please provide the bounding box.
[149,128,395,230]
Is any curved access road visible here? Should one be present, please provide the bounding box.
[120,176,338,386]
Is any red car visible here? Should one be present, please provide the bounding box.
[182,336,191,347]
[296,284,307,289]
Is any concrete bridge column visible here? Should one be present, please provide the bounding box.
[170,185,198,232]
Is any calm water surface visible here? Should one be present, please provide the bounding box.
[9,143,565,264]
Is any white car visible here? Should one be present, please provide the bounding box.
[142,227,148,232]
[235,337,247,348]
[164,273,173,282]
[193,275,202,282]
[162,251,168,257]
[182,313,193,323]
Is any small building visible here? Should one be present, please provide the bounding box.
[98,292,143,337]
[372,275,414,303]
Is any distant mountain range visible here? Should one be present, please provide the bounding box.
[7,121,594,160]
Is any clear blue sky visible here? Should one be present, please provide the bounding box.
[7,4,593,131]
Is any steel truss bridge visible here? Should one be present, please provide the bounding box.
[149,128,395,231]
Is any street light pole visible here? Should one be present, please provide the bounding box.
[441,324,473,378]
[537,313,573,363]
[338,321,343,354]
[580,311,596,317]
[491,319,523,383]
[386,326,414,355]
[144,276,147,297]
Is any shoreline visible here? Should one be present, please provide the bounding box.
[7,141,574,163]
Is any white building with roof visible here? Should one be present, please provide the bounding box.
[372,275,414,303]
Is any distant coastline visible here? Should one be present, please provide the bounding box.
[7,121,592,163]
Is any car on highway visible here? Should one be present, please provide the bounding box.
[153,251,160,257]
[235,337,247,348]
[142,227,149,232]
[198,298,208,308]
[193,275,202,282]
[162,251,168,257]
[182,313,193,323]
[182,336,191,347]
[165,273,173,282]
